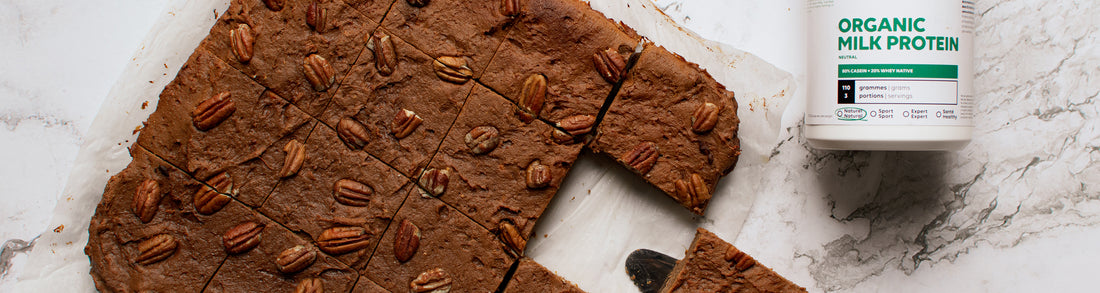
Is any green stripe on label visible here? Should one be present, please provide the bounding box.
[838,64,958,79]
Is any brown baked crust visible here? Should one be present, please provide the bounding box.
[364,191,515,292]
[341,0,397,25]
[590,43,741,215]
[321,28,474,178]
[660,228,805,293]
[481,0,641,125]
[259,124,415,269]
[425,84,583,253]
[200,0,375,116]
[381,0,513,76]
[351,275,393,293]
[503,258,586,293]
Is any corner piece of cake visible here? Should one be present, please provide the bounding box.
[661,228,806,293]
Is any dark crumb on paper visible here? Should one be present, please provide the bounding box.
[133,125,145,135]
[54,225,64,233]
[141,101,149,109]
[149,81,154,84]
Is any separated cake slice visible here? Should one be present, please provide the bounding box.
[661,228,805,293]
[590,43,741,215]
[503,258,586,293]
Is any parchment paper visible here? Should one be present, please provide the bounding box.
[14,0,794,291]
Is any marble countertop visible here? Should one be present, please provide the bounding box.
[2,0,1097,292]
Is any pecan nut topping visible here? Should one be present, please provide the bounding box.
[551,128,575,144]
[525,160,552,189]
[391,108,423,139]
[410,268,453,293]
[223,221,264,254]
[306,1,327,33]
[464,126,501,155]
[302,54,336,91]
[230,24,254,63]
[262,0,285,11]
[393,219,421,263]
[556,115,596,136]
[195,172,233,215]
[499,221,526,254]
[367,32,397,76]
[433,56,473,84]
[132,179,162,223]
[593,47,627,83]
[407,0,430,8]
[276,245,317,274]
[279,139,307,178]
[519,74,546,117]
[674,173,710,213]
[419,168,450,197]
[622,141,658,174]
[501,0,520,17]
[692,102,719,133]
[336,117,370,150]
[136,234,178,265]
[725,246,756,271]
[316,226,371,255]
[191,91,236,131]
[333,178,373,206]
[295,278,324,293]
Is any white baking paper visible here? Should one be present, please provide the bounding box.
[14,0,794,292]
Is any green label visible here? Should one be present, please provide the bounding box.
[838,64,958,79]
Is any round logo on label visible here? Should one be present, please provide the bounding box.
[835,107,868,121]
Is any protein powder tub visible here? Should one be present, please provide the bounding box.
[805,0,976,150]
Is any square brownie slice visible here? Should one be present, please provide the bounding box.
[321,29,474,178]
[200,0,375,116]
[203,203,359,293]
[259,123,416,269]
[364,191,515,292]
[660,228,805,293]
[503,258,586,293]
[589,43,741,215]
[423,84,583,254]
[135,47,314,182]
[86,147,227,293]
[481,0,640,126]
[380,0,514,77]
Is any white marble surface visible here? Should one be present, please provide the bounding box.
[1,0,1098,292]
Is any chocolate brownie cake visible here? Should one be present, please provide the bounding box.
[88,0,750,291]
[660,228,805,293]
[503,258,587,293]
[590,43,742,215]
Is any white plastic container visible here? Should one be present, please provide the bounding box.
[805,0,976,150]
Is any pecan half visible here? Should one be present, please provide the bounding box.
[391,109,423,139]
[279,139,306,178]
[433,56,473,84]
[410,268,453,293]
[464,126,500,155]
[191,91,236,131]
[691,102,719,133]
[316,227,370,255]
[368,32,397,76]
[673,173,710,213]
[223,221,264,254]
[622,141,658,174]
[333,178,372,206]
[501,0,520,17]
[519,74,546,117]
[593,47,627,83]
[230,24,254,63]
[132,179,162,223]
[525,160,551,189]
[551,129,574,144]
[276,245,317,274]
[724,246,756,271]
[407,0,430,8]
[194,173,232,215]
[499,221,525,254]
[393,219,421,262]
[262,0,285,11]
[295,278,323,293]
[419,168,450,197]
[136,234,178,265]
[556,115,595,136]
[336,117,370,150]
[302,54,336,91]
[306,1,327,33]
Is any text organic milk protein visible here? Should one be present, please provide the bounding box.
[806,0,976,150]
